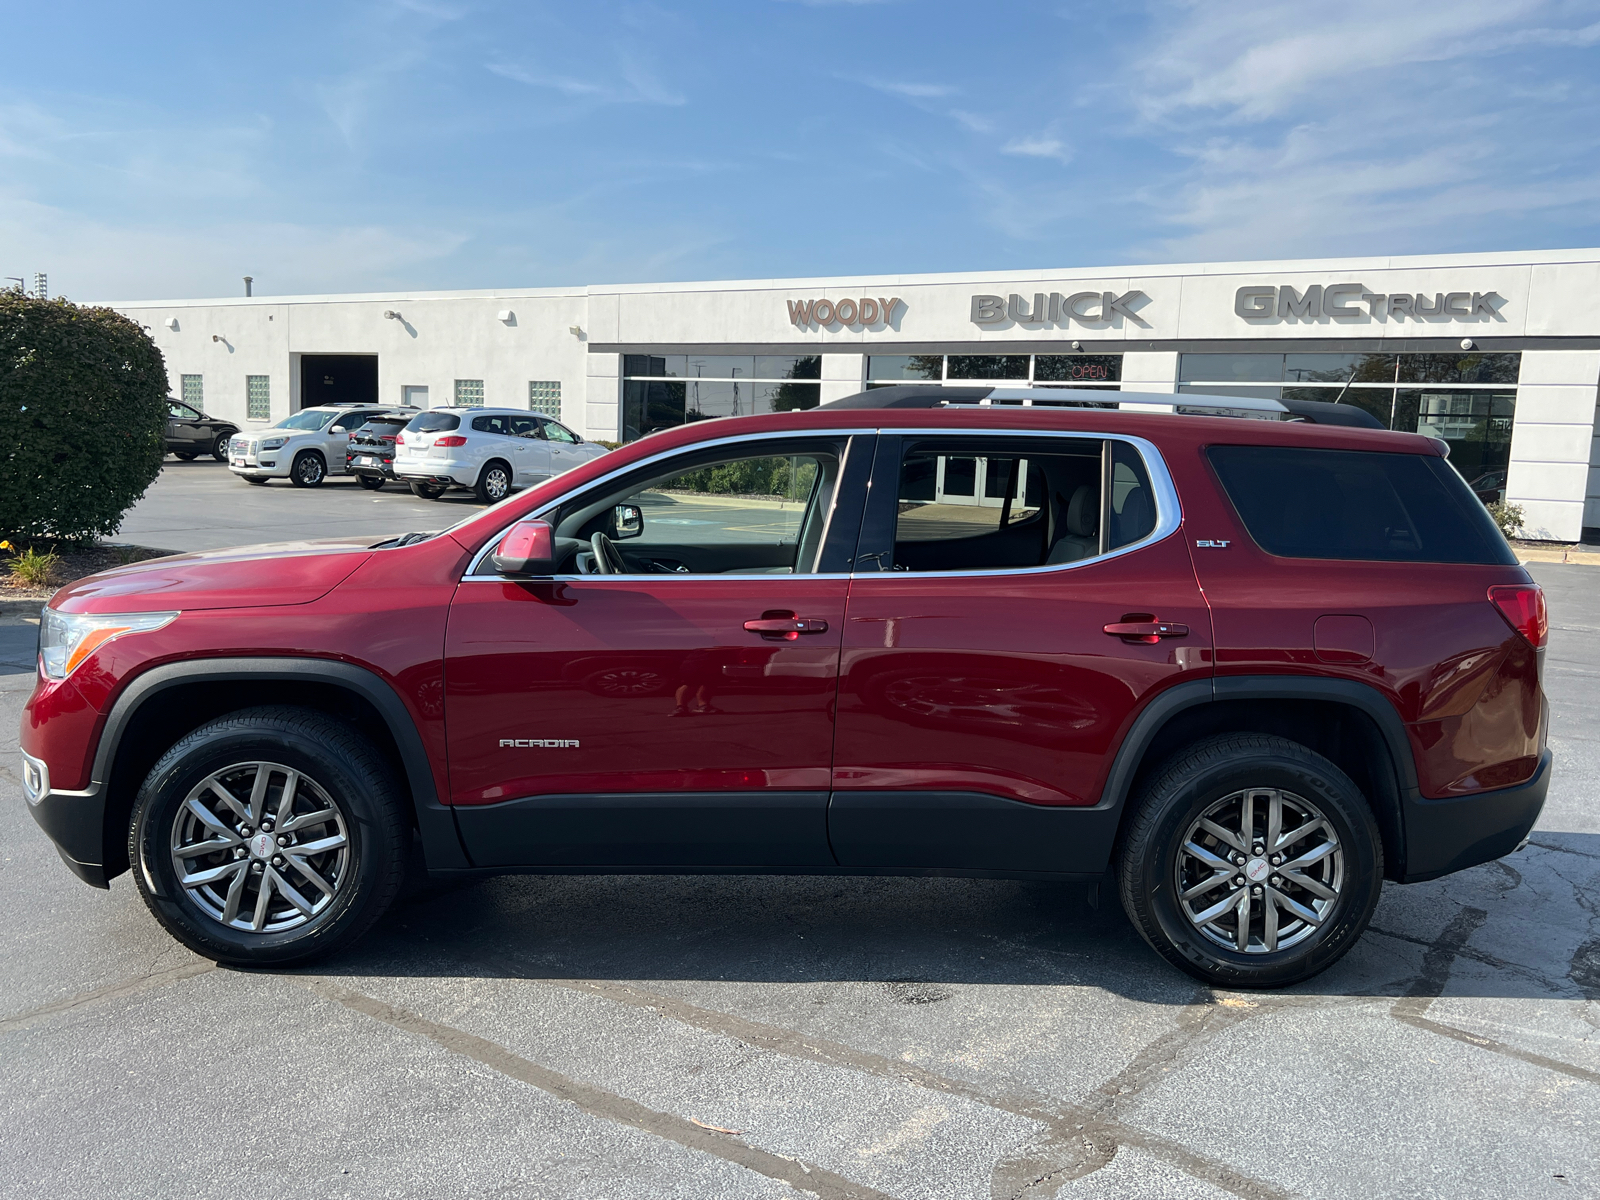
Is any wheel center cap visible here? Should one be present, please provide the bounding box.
[1245,857,1271,883]
[249,832,278,860]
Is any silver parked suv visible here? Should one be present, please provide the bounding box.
[393,407,607,502]
[229,404,416,487]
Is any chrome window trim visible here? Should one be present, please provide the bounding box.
[460,425,1181,582]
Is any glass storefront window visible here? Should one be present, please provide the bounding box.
[1178,353,1283,383]
[1034,355,1122,383]
[1397,390,1515,481]
[754,355,821,380]
[946,354,1030,380]
[1398,353,1521,385]
[868,355,944,381]
[1282,353,1397,384]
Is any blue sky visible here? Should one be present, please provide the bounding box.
[4,0,1600,300]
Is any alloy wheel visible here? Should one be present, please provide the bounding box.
[170,761,350,933]
[1175,787,1344,954]
[483,466,510,502]
[295,454,325,485]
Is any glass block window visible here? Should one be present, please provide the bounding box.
[181,375,204,408]
[246,375,270,421]
[529,380,561,417]
[455,379,485,406]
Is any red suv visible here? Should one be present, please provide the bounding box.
[19,386,1550,987]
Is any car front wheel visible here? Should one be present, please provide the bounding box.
[290,451,326,488]
[129,706,408,965]
[357,474,384,490]
[212,432,231,461]
[409,482,446,499]
[1118,733,1382,988]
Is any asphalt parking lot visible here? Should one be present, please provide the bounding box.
[1,471,1597,1199]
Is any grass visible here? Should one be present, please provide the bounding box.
[0,541,61,588]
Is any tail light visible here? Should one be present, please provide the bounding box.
[380,435,396,443]
[395,434,406,445]
[1488,584,1548,649]
[434,435,468,447]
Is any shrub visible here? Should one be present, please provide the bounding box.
[2,541,60,587]
[0,292,169,544]
[1486,500,1524,540]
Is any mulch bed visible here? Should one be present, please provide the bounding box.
[1,543,179,602]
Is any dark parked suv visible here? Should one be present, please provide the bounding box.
[20,387,1549,987]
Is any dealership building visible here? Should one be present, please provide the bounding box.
[111,247,1600,542]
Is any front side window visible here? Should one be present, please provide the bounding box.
[168,401,199,419]
[888,437,1158,572]
[552,445,844,576]
[542,419,581,444]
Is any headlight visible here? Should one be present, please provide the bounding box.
[39,609,178,680]
[260,436,289,450]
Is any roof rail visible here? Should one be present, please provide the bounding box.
[821,384,1383,427]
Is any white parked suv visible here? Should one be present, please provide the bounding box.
[229,404,417,487]
[393,407,608,503]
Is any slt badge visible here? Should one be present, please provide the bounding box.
[1195,539,1231,548]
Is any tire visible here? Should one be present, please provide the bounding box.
[175,452,198,461]
[1117,733,1383,989]
[409,481,446,500]
[244,476,269,485]
[357,474,384,491]
[212,433,231,461]
[290,451,326,488]
[475,460,513,505]
[129,706,408,966]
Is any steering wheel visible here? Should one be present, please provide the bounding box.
[589,531,628,575]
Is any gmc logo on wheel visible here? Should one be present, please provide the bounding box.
[499,739,581,748]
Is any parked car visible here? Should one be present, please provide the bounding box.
[392,407,608,503]
[228,404,416,487]
[345,413,414,490]
[165,398,238,462]
[1469,470,1507,505]
[22,385,1549,988]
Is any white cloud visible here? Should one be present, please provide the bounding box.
[948,109,993,133]
[858,78,957,99]
[1002,135,1072,164]
[487,54,685,106]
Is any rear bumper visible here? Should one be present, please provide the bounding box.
[1402,749,1551,883]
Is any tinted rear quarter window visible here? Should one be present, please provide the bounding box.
[1207,445,1515,565]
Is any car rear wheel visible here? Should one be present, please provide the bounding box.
[244,476,269,485]
[475,460,512,504]
[174,452,198,460]
[290,451,326,488]
[1118,733,1382,988]
[212,432,231,461]
[409,481,446,499]
[357,474,385,491]
[129,706,408,966]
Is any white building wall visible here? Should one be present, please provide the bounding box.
[1507,351,1600,541]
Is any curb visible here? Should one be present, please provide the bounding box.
[1517,549,1600,567]
[0,597,49,616]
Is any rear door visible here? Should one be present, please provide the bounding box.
[829,431,1213,874]
[445,433,872,869]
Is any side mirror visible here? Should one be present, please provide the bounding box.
[491,519,556,575]
[612,503,643,540]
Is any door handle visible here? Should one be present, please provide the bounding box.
[744,613,829,640]
[1103,619,1188,644]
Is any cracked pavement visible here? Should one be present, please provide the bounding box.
[1,561,1597,1199]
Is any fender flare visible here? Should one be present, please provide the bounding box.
[1095,674,1416,868]
[95,657,468,870]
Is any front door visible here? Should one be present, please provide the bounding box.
[829,432,1213,874]
[445,434,872,869]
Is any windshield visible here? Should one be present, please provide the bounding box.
[406,412,461,433]
[273,410,337,431]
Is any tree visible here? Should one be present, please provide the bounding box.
[0,292,168,543]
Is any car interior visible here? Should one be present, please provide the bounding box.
[892,438,1156,572]
[548,444,844,575]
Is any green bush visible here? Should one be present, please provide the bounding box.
[0,293,168,544]
[1487,499,1524,540]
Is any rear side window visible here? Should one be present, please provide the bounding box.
[1207,445,1516,565]
[407,412,460,433]
[471,414,511,435]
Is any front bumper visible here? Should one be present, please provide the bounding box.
[21,749,110,888]
[1402,749,1552,882]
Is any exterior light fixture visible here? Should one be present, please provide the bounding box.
[384,310,402,320]
[1460,337,1475,350]
[497,310,514,323]
[1070,340,1082,350]
[211,334,223,343]
[165,317,179,331]
[569,325,584,336]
